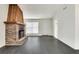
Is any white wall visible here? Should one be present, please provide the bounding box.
[0,4,8,47]
[75,5,79,49]
[25,18,54,36]
[53,19,58,38]
[56,5,75,48]
[39,18,53,36]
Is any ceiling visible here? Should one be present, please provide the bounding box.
[18,4,66,19]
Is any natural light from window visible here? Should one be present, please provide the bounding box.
[26,22,39,34]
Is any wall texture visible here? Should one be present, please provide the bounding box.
[0,4,8,47]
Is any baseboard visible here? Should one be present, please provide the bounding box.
[73,48,79,50]
[27,34,41,37]
[0,44,5,48]
[40,34,53,36]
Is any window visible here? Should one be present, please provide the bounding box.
[26,22,39,34]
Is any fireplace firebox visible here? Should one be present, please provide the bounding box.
[19,25,25,39]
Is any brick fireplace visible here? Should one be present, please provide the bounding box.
[4,4,26,46]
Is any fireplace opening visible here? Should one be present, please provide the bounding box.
[19,25,25,39]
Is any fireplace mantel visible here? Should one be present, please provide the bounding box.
[4,4,26,46]
[4,21,25,25]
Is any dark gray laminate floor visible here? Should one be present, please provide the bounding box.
[0,36,76,54]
